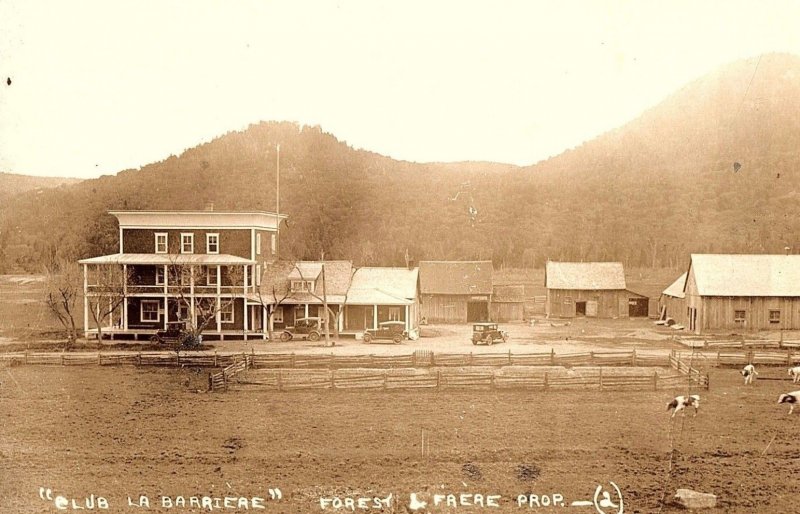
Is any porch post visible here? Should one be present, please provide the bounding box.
[262,305,268,340]
[405,305,410,332]
[243,265,249,341]
[83,264,89,339]
[216,265,222,334]
[305,304,309,318]
[373,305,378,330]
[122,264,128,331]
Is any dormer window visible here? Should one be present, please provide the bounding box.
[206,233,219,254]
[291,280,314,292]
[155,233,168,254]
[181,233,194,254]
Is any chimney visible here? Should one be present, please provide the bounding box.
[204,202,214,212]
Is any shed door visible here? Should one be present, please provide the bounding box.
[586,301,598,317]
[467,301,489,322]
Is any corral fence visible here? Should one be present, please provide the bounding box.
[0,350,250,368]
[208,354,253,392]
[251,349,670,369]
[674,349,800,367]
[669,350,709,390]
[235,367,691,392]
[679,338,800,350]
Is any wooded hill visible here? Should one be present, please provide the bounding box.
[2,53,800,273]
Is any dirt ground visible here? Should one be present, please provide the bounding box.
[2,365,799,513]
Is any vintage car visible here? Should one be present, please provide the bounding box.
[280,317,328,342]
[150,321,192,344]
[362,320,407,344]
[471,322,508,345]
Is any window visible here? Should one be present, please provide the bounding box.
[141,300,160,322]
[206,233,219,254]
[734,310,746,323]
[270,233,277,254]
[155,267,165,286]
[207,267,219,286]
[291,280,314,292]
[256,233,262,255]
[181,233,194,254]
[155,233,168,254]
[769,310,781,324]
[388,307,401,321]
[273,306,283,323]
[178,303,190,321]
[220,302,234,324]
[255,265,261,286]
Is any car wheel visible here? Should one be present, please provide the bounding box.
[487,335,493,346]
[308,331,320,342]
[393,335,402,344]
[149,335,160,343]
[280,332,291,342]
[472,339,478,345]
[363,333,373,343]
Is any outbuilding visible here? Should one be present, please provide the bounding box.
[545,261,648,319]
[419,261,493,323]
[684,254,800,333]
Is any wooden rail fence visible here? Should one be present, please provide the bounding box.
[208,354,252,392]
[669,350,709,389]
[235,367,691,392]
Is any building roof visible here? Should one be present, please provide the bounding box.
[492,284,526,303]
[688,254,800,297]
[110,210,287,231]
[418,261,493,295]
[545,261,627,290]
[662,272,687,299]
[346,267,419,305]
[256,260,354,304]
[78,253,255,265]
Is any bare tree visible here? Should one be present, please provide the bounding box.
[166,260,245,347]
[44,257,80,348]
[252,260,294,341]
[87,264,132,341]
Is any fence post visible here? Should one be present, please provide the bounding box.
[61,353,65,366]
[214,351,218,367]
[543,371,549,390]
[24,350,28,365]
[706,373,710,390]
[437,370,441,390]
[717,351,720,366]
[208,374,212,391]
[599,368,603,390]
[788,349,793,365]
[590,351,594,364]
[469,352,473,365]
[330,369,335,390]
[653,371,658,391]
[490,373,495,390]
[291,352,296,368]
[430,351,435,366]
[277,370,283,391]
[176,352,180,366]
[550,348,555,365]
[632,349,637,366]
[97,352,102,365]
[508,349,512,365]
[383,371,387,391]
[137,352,141,366]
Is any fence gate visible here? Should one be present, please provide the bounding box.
[413,350,434,367]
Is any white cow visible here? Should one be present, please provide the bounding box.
[778,390,800,414]
[741,364,758,385]
[788,366,800,384]
[667,395,700,418]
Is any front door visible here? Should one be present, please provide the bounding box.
[575,301,587,316]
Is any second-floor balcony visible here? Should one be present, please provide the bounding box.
[80,253,258,296]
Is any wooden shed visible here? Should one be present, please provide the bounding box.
[419,261,493,323]
[545,261,649,319]
[658,272,687,325]
[490,285,525,322]
[684,254,800,334]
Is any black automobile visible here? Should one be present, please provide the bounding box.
[471,322,508,345]
[150,321,190,344]
[280,317,328,342]
[363,320,407,344]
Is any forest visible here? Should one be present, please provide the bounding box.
[2,53,800,272]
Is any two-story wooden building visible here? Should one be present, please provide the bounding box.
[79,210,285,340]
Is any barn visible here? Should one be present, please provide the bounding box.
[658,272,687,325]
[684,254,800,334]
[545,261,649,319]
[419,261,493,323]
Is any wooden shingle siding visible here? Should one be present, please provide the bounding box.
[546,289,630,319]
[421,294,470,323]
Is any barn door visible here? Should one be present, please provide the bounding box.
[586,301,598,317]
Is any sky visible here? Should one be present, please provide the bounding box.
[2,1,800,179]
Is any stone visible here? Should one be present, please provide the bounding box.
[673,489,717,509]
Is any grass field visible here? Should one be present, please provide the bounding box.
[1,365,799,513]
